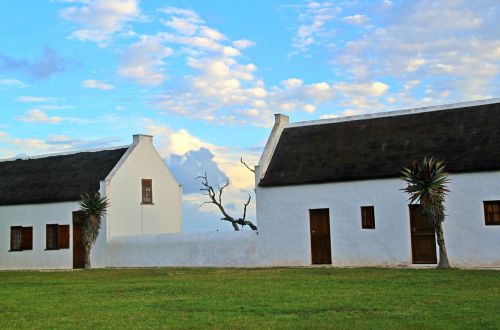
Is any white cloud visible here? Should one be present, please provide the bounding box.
[82,79,114,90]
[291,2,340,54]
[281,78,303,89]
[233,39,256,49]
[304,82,335,101]
[0,78,27,88]
[162,17,199,36]
[406,57,426,72]
[159,7,203,23]
[17,109,63,124]
[199,26,226,41]
[303,104,316,113]
[113,7,340,126]
[343,14,367,25]
[319,113,338,119]
[60,0,140,45]
[336,81,391,97]
[119,36,173,86]
[16,96,55,103]
[0,133,121,158]
[147,123,212,156]
[145,120,260,191]
[334,0,500,103]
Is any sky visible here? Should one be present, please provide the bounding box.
[1,0,499,231]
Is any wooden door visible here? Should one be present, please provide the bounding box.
[309,209,332,264]
[409,205,437,264]
[72,211,86,269]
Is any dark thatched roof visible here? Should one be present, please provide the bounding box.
[260,101,500,187]
[0,148,128,206]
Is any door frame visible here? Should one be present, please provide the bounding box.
[72,211,86,269]
[409,204,437,264]
[309,208,332,265]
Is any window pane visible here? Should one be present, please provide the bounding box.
[46,225,58,249]
[11,227,22,251]
[361,206,375,229]
[484,201,500,225]
[142,180,153,204]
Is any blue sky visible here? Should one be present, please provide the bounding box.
[1,0,499,230]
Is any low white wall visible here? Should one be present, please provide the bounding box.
[256,171,500,268]
[107,231,259,267]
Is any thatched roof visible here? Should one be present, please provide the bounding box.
[259,101,500,187]
[0,148,128,206]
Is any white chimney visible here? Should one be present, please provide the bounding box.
[133,134,153,145]
[257,113,290,180]
[274,113,289,124]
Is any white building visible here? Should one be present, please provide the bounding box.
[0,134,182,270]
[255,99,500,268]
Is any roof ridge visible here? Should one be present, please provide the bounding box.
[288,97,500,128]
[0,145,130,162]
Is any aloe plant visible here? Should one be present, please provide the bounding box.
[401,157,451,269]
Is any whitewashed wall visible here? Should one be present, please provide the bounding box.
[105,135,182,238]
[1,202,74,270]
[0,201,108,270]
[256,171,500,268]
[107,231,259,267]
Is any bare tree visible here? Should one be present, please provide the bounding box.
[197,174,257,231]
[240,157,255,173]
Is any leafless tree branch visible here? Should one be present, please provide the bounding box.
[196,174,257,231]
[241,157,255,173]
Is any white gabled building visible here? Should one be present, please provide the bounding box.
[255,99,500,268]
[0,134,182,270]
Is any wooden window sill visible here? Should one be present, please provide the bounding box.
[141,202,154,205]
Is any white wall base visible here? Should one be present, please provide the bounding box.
[107,231,259,267]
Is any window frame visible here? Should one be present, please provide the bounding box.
[141,179,153,205]
[45,224,70,250]
[9,226,33,252]
[483,201,500,226]
[361,206,376,229]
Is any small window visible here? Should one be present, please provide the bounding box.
[484,201,500,226]
[142,179,153,204]
[10,226,33,251]
[46,224,70,250]
[361,206,375,229]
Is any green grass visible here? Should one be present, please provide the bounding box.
[0,268,499,329]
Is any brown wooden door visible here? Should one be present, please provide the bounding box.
[72,211,86,269]
[409,205,437,264]
[309,209,332,264]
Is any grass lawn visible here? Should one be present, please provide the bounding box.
[0,267,499,329]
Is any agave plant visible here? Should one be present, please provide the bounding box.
[79,192,109,269]
[401,157,451,269]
